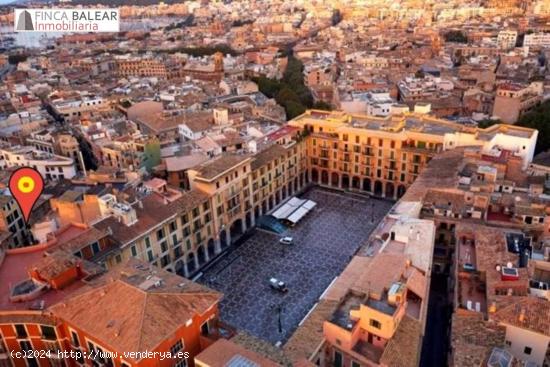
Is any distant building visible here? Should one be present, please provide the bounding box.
[497,30,518,50]
[492,82,543,123]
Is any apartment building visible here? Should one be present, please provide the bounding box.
[0,247,222,367]
[0,145,77,180]
[492,82,543,123]
[116,56,168,78]
[93,185,216,278]
[50,96,108,121]
[497,30,518,50]
[523,32,550,48]
[26,131,81,169]
[288,110,537,200]
[0,195,31,248]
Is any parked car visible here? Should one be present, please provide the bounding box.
[279,237,293,245]
[269,278,288,293]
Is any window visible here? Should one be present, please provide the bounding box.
[334,350,343,367]
[70,330,80,347]
[20,340,38,367]
[369,319,381,329]
[15,324,27,338]
[131,245,137,257]
[91,242,100,255]
[169,221,177,233]
[181,214,189,225]
[145,237,151,249]
[87,340,113,367]
[352,361,360,367]
[170,339,187,367]
[524,346,532,355]
[156,228,165,241]
[0,333,6,353]
[201,321,210,336]
[40,325,56,341]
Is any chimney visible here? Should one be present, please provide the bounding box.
[519,308,526,322]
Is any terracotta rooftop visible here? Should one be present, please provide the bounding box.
[251,144,288,170]
[195,338,282,367]
[451,309,506,367]
[283,300,339,363]
[49,258,222,361]
[232,331,293,366]
[380,315,422,367]
[401,148,465,202]
[192,154,251,181]
[492,297,550,336]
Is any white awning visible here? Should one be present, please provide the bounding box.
[303,200,317,210]
[272,196,317,224]
[287,206,310,224]
[272,203,296,219]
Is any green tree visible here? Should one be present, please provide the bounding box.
[517,101,550,154]
[8,54,28,65]
[141,138,161,173]
[444,30,468,43]
[285,101,307,119]
[313,101,333,111]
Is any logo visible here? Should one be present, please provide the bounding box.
[14,8,119,33]
[16,10,34,31]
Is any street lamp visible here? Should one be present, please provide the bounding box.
[370,202,375,223]
[276,304,284,333]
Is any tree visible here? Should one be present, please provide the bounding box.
[285,101,307,119]
[141,138,161,173]
[8,54,28,65]
[313,101,332,111]
[517,101,550,154]
[477,118,500,128]
[444,30,468,43]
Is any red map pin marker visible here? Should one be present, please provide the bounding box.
[9,167,44,224]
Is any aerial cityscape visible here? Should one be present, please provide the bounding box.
[0,0,549,366]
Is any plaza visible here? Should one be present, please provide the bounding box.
[198,187,394,344]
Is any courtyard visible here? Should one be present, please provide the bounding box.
[197,187,394,344]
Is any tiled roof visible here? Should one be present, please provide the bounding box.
[451,310,506,367]
[492,297,550,336]
[250,144,288,170]
[232,331,293,366]
[93,194,175,245]
[193,154,250,180]
[283,300,339,363]
[380,315,422,367]
[195,338,282,367]
[49,259,221,359]
[94,190,208,246]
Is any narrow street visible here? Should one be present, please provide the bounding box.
[420,272,452,367]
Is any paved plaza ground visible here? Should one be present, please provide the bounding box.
[197,187,394,344]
